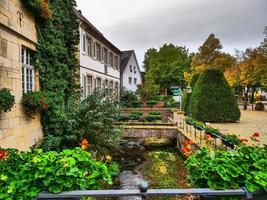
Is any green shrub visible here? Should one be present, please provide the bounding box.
[129,112,143,120]
[115,114,129,122]
[149,111,162,116]
[22,91,48,117]
[188,69,240,122]
[39,92,122,152]
[0,88,15,113]
[255,102,265,111]
[120,90,142,108]
[146,100,158,107]
[185,146,267,192]
[0,147,118,200]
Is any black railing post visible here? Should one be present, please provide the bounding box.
[139,181,149,200]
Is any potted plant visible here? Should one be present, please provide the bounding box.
[22,91,48,118]
[0,88,15,113]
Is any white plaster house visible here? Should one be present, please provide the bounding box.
[75,9,121,97]
[120,50,142,92]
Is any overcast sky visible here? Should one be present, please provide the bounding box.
[76,0,267,69]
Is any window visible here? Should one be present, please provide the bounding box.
[104,48,108,64]
[96,43,101,60]
[134,78,137,85]
[96,78,101,90]
[115,82,119,95]
[86,36,92,56]
[109,52,113,67]
[109,81,114,94]
[128,77,132,84]
[21,47,34,94]
[82,33,86,53]
[105,80,109,94]
[83,75,93,98]
[134,66,136,73]
[130,65,132,72]
[114,56,119,70]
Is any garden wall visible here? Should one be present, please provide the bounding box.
[0,0,42,150]
[124,127,178,138]
[122,108,174,123]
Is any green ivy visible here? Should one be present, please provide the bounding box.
[29,0,80,141]
[0,147,117,200]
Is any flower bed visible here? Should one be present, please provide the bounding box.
[185,117,242,147]
[116,111,163,123]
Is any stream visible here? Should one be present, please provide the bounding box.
[110,138,191,200]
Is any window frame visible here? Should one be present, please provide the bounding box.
[21,47,35,94]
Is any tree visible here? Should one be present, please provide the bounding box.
[192,34,236,73]
[188,69,240,122]
[143,48,157,72]
[144,44,192,91]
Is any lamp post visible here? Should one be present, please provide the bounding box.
[186,85,192,94]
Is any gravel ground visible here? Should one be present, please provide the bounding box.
[210,110,267,146]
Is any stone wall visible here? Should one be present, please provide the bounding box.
[0,0,42,150]
[124,128,178,138]
[122,108,174,123]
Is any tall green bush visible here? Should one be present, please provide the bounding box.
[188,69,240,122]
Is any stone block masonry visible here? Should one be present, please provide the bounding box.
[0,0,42,150]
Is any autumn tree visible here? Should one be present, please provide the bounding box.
[192,34,236,73]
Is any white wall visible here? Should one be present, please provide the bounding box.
[79,27,120,94]
[122,53,142,92]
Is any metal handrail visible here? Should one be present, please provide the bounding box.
[36,187,262,200]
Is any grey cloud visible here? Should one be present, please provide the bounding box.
[77,0,267,67]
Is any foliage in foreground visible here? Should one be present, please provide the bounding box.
[185,146,267,192]
[0,88,15,113]
[189,69,240,122]
[0,147,118,200]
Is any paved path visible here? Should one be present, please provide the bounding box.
[210,110,267,146]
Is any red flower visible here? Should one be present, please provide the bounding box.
[181,147,190,153]
[205,134,211,140]
[80,139,89,150]
[240,138,249,143]
[0,150,6,159]
[185,140,193,145]
[252,132,260,138]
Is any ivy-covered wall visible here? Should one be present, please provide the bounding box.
[23,0,80,140]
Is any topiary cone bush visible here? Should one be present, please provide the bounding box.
[188,69,240,122]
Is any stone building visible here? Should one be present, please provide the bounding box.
[0,0,42,150]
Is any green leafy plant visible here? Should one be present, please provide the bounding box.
[185,146,267,192]
[255,102,265,111]
[22,91,48,117]
[0,147,117,200]
[149,111,162,116]
[0,88,15,113]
